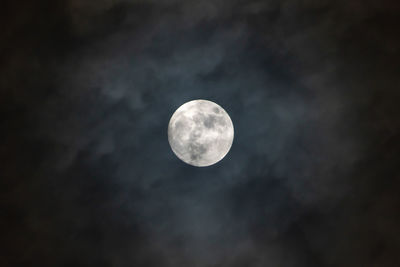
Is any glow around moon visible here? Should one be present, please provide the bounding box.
[168,100,234,167]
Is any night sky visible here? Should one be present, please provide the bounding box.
[1,0,400,266]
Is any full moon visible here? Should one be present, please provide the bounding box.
[168,99,234,167]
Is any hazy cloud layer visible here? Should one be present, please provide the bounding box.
[1,0,399,266]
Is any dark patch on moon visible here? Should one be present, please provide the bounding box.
[203,114,217,129]
[174,121,186,132]
[188,142,207,161]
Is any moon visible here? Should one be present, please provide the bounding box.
[168,99,234,167]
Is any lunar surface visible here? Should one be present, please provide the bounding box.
[168,99,234,167]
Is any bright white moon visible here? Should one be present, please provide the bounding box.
[168,99,234,167]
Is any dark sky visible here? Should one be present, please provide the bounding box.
[1,0,400,266]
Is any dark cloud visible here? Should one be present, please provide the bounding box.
[1,0,400,266]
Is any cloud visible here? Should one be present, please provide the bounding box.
[1,0,399,266]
